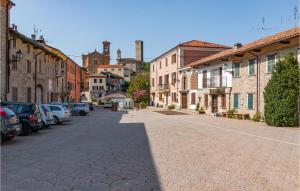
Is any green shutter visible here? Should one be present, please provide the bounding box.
[267,55,275,73]
[234,94,239,109]
[234,63,240,77]
[248,94,254,109]
[249,59,255,75]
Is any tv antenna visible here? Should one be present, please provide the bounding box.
[251,17,276,32]
[294,6,299,27]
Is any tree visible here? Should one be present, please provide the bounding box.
[264,53,300,127]
[127,62,150,104]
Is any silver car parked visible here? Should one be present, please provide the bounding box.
[70,103,89,116]
[38,104,55,128]
[49,104,71,124]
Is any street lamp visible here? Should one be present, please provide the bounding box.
[15,49,23,61]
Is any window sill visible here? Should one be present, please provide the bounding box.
[233,76,241,78]
[248,74,256,77]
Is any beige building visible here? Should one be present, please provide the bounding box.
[89,74,106,99]
[187,27,300,117]
[97,65,130,81]
[0,0,14,101]
[150,40,230,108]
[7,28,65,103]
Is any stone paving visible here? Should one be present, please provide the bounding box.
[1,109,299,191]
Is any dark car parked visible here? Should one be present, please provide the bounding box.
[1,102,42,136]
[0,107,21,143]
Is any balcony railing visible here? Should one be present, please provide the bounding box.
[203,77,227,88]
[158,84,170,91]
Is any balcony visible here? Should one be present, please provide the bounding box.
[158,84,170,92]
[203,77,228,88]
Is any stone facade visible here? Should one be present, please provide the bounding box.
[7,30,63,104]
[89,74,107,99]
[97,65,130,82]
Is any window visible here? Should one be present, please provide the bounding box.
[152,78,155,87]
[233,94,239,109]
[27,44,30,54]
[111,69,114,71]
[248,59,256,75]
[94,79,97,83]
[13,38,16,48]
[104,69,107,71]
[27,60,31,73]
[172,54,176,64]
[165,74,169,85]
[267,54,276,73]
[248,94,254,110]
[159,76,162,85]
[171,92,177,102]
[233,63,240,77]
[118,69,121,71]
[12,55,17,70]
[159,61,162,69]
[152,64,154,72]
[165,58,168,67]
[27,87,31,103]
[221,94,226,108]
[99,79,102,83]
[12,87,18,101]
[204,94,208,107]
[191,93,196,105]
[171,72,176,84]
[50,106,61,111]
[93,60,98,65]
[38,59,42,73]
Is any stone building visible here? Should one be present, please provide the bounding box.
[89,73,107,99]
[186,27,300,117]
[150,40,230,108]
[82,41,110,74]
[116,40,143,74]
[0,0,14,101]
[7,29,63,103]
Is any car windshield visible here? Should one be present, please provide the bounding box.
[2,107,16,117]
[41,105,50,112]
[63,106,68,111]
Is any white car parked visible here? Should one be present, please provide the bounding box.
[49,104,71,125]
[38,104,55,128]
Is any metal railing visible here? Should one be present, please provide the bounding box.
[158,84,170,91]
[203,77,227,88]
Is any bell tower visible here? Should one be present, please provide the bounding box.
[102,41,110,64]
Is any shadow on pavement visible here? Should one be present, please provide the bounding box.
[1,110,162,191]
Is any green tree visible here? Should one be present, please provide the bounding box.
[127,62,150,104]
[264,53,300,127]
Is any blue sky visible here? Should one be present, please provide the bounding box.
[11,0,298,66]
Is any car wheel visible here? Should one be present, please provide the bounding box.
[79,110,86,116]
[21,124,31,136]
[53,116,59,125]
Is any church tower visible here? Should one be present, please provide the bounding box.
[102,41,110,64]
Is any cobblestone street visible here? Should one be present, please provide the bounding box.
[2,109,299,191]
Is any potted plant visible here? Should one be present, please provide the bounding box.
[198,107,205,114]
[167,104,176,110]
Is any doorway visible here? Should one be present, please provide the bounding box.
[212,95,218,113]
[181,93,187,109]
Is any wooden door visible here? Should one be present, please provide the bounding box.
[212,95,218,113]
[181,93,187,109]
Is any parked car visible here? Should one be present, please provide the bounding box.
[70,103,89,116]
[103,102,112,108]
[38,104,55,128]
[1,102,42,136]
[0,107,21,143]
[49,104,71,125]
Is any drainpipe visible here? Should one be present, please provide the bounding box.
[249,51,259,113]
[5,3,10,101]
[34,51,43,103]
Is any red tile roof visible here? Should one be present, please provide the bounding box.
[179,40,230,49]
[98,65,123,69]
[187,27,300,67]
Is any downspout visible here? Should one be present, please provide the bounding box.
[34,51,43,103]
[5,3,9,101]
[249,51,259,113]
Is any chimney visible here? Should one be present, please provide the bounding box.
[31,34,36,40]
[36,35,45,44]
[234,43,243,49]
[135,40,143,62]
